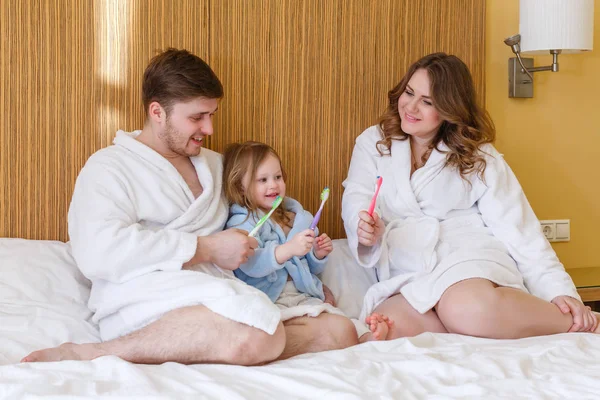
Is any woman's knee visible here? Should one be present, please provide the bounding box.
[436,279,502,335]
[374,294,447,338]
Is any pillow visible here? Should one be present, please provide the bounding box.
[0,238,100,365]
[320,239,377,320]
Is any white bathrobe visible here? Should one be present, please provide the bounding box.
[341,126,580,322]
[68,130,281,341]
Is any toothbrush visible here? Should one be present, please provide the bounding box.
[248,196,284,237]
[367,176,383,216]
[309,187,330,230]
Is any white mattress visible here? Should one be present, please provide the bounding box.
[1,238,599,399]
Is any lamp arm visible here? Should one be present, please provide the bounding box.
[520,50,561,74]
[514,51,534,81]
[527,65,554,72]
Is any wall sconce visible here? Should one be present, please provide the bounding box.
[504,0,594,98]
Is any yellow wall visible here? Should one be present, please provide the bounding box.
[486,1,600,269]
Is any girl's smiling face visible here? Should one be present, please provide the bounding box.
[243,154,286,212]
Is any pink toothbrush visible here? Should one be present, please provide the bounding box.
[367,176,383,216]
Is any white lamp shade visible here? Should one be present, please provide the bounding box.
[520,0,594,54]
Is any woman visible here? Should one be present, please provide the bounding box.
[340,52,598,340]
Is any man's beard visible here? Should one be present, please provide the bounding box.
[160,120,201,157]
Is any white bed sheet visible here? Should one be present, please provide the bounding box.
[1,238,600,399]
[2,333,600,399]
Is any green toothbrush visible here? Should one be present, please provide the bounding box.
[248,196,284,237]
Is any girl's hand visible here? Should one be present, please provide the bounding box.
[357,210,385,247]
[552,295,598,332]
[287,229,315,258]
[313,233,333,260]
[322,284,336,306]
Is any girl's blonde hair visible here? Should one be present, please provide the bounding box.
[223,141,291,228]
[378,52,495,180]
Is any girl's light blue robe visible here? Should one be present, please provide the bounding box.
[226,197,327,302]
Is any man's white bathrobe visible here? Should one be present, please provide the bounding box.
[341,126,580,322]
[68,130,281,341]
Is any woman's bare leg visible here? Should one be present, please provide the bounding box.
[373,293,448,339]
[435,278,577,339]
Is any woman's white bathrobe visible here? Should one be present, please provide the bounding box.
[68,130,281,341]
[341,126,580,322]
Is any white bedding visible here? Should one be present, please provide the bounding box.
[1,238,600,399]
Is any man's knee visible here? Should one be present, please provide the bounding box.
[228,322,286,366]
[320,314,359,350]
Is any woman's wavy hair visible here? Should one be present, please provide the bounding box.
[223,141,291,228]
[378,52,495,180]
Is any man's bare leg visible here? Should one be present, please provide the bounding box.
[278,314,359,360]
[22,305,286,366]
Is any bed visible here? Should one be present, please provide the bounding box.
[1,238,599,399]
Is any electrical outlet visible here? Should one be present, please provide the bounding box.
[540,219,570,242]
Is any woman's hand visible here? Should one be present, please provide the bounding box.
[552,295,598,332]
[357,210,385,247]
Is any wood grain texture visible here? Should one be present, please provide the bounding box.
[0,0,485,241]
[578,288,600,303]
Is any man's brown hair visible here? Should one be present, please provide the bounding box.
[142,48,223,116]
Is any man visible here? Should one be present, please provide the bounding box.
[22,48,358,365]
[22,48,285,365]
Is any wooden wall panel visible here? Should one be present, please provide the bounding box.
[0,0,485,242]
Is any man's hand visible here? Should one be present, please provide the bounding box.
[184,228,258,271]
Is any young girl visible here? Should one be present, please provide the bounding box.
[223,141,392,358]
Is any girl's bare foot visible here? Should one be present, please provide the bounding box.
[360,312,394,342]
